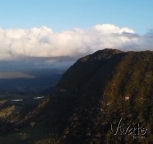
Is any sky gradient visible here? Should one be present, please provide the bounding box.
[0,0,153,34]
[0,0,153,68]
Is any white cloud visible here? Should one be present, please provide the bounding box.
[91,24,135,34]
[0,24,153,64]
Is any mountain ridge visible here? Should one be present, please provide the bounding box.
[48,48,153,143]
[77,48,123,62]
[1,48,153,143]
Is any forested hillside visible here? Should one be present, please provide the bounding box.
[1,48,153,144]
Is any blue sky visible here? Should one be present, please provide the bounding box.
[0,0,152,34]
[0,0,153,68]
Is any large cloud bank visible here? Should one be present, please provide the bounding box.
[0,24,153,65]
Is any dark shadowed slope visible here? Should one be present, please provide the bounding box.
[1,48,153,144]
[33,48,153,143]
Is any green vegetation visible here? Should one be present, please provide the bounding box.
[49,49,153,143]
[1,48,153,143]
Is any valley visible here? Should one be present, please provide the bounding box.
[1,49,153,143]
